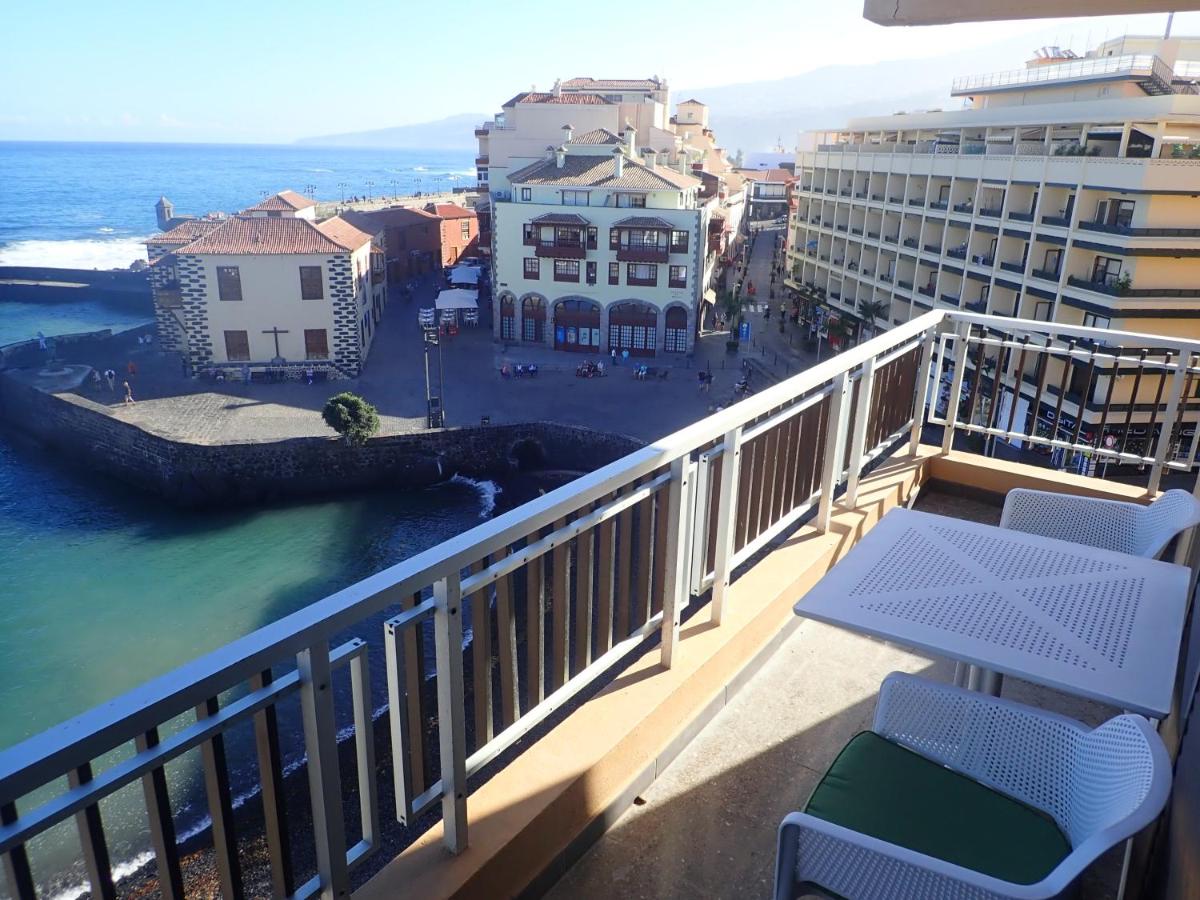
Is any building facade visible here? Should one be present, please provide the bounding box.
[424,203,481,267]
[787,37,1200,345]
[147,193,385,378]
[492,136,709,357]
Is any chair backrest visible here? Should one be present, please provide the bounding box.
[1136,489,1200,558]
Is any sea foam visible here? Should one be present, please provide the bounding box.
[0,236,148,270]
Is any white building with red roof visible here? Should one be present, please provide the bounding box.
[145,192,386,378]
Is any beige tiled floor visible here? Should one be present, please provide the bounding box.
[545,492,1123,900]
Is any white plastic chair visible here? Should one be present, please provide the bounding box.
[774,673,1171,900]
[999,487,1200,559]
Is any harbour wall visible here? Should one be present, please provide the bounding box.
[0,372,644,507]
[0,266,153,313]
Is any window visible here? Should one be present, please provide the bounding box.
[664,307,688,353]
[216,266,242,302]
[609,262,620,285]
[586,226,597,249]
[223,330,250,361]
[609,228,619,250]
[523,223,536,245]
[586,261,597,285]
[304,329,329,359]
[523,258,540,279]
[460,220,470,240]
[669,265,687,288]
[267,210,282,218]
[627,263,657,285]
[299,265,324,300]
[561,190,590,206]
[553,259,580,282]
[670,230,689,253]
[555,226,582,247]
[478,169,489,183]
[616,193,647,208]
[520,188,532,201]
[1091,255,1122,285]
[1083,313,1111,330]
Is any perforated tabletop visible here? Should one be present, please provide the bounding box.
[794,508,1190,717]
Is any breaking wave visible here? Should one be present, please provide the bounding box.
[0,236,147,270]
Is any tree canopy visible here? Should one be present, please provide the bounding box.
[322,392,380,446]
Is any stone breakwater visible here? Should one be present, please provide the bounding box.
[0,370,644,507]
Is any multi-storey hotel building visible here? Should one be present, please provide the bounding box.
[787,36,1200,344]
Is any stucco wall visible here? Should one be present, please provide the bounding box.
[0,373,643,507]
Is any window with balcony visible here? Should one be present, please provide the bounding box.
[609,262,619,285]
[561,190,590,207]
[520,188,531,201]
[555,227,582,248]
[669,265,687,288]
[1091,255,1122,286]
[627,263,658,286]
[617,194,647,208]
[216,266,242,302]
[524,258,539,279]
[554,259,580,282]
[670,230,689,253]
[299,265,323,300]
[623,229,666,251]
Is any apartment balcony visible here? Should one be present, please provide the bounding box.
[1077,221,1200,238]
[952,202,973,214]
[616,247,668,264]
[999,260,1025,274]
[940,293,961,305]
[1030,267,1061,281]
[922,243,941,255]
[627,274,658,287]
[535,242,586,259]
[1065,274,1200,299]
[946,247,968,260]
[907,198,924,208]
[902,237,918,249]
[929,201,948,211]
[918,284,936,297]
[977,207,1002,218]
[8,312,1197,900]
[1040,215,1071,228]
[1009,211,1035,223]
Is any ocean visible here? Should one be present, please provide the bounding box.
[0,140,477,269]
[0,141,483,898]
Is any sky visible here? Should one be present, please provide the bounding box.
[2,1,1199,145]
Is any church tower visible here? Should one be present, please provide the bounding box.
[155,196,174,230]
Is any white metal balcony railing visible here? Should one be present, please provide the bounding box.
[950,53,1165,94]
[2,311,1200,899]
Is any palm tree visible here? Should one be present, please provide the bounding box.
[856,298,889,340]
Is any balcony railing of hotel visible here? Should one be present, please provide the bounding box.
[8,309,1200,900]
[1031,267,1061,281]
[1066,274,1200,298]
[929,201,948,211]
[977,206,1003,218]
[999,260,1025,274]
[1008,211,1035,222]
[918,284,936,297]
[922,243,941,254]
[1041,214,1072,227]
[946,247,968,260]
[813,132,1199,160]
[1078,221,1200,238]
[950,53,1167,94]
[952,202,973,214]
[534,241,586,259]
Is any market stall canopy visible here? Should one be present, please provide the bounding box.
[449,266,481,285]
[435,289,479,310]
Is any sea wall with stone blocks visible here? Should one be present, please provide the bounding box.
[0,372,644,507]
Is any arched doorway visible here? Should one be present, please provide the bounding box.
[608,301,658,357]
[554,298,601,352]
[664,305,689,353]
[498,293,516,341]
[521,295,546,343]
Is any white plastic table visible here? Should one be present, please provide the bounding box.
[793,507,1190,717]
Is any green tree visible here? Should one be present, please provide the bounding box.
[322,392,380,446]
[857,298,889,339]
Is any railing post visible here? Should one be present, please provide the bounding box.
[941,318,972,454]
[660,455,694,668]
[297,643,350,899]
[710,427,742,626]
[910,325,940,455]
[817,371,853,532]
[433,572,468,854]
[1148,354,1190,495]
[844,357,877,509]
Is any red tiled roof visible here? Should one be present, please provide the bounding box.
[241,190,317,213]
[178,215,370,255]
[561,77,662,91]
[145,219,222,246]
[341,206,439,231]
[504,91,613,107]
[741,168,796,183]
[425,203,476,219]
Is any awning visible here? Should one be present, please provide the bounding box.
[435,289,479,310]
[448,266,481,285]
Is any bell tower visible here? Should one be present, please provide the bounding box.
[155,196,174,230]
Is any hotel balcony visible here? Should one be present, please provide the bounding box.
[949,53,1177,97]
[1066,274,1200,299]
[616,247,668,263]
[534,242,586,259]
[4,312,1199,900]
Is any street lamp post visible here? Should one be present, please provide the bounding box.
[338,182,348,205]
[366,180,375,202]
[423,328,446,427]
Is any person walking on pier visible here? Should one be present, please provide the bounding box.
[104,368,116,392]
[123,381,135,405]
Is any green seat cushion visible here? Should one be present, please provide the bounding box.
[805,731,1070,885]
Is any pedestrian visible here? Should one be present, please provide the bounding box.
[610,348,618,366]
[127,360,137,377]
[305,366,315,385]
[123,381,135,404]
[37,331,46,351]
[90,369,102,391]
[104,368,116,392]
